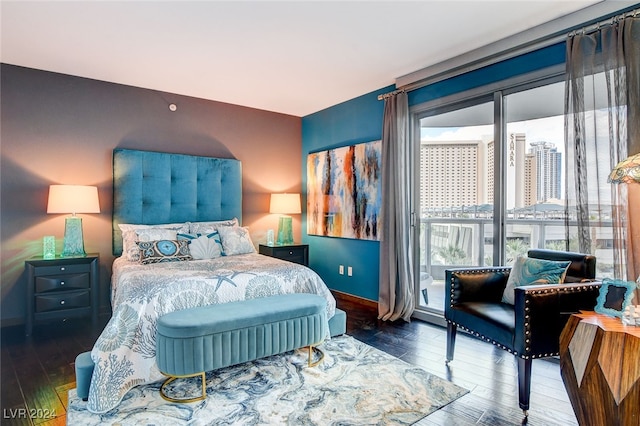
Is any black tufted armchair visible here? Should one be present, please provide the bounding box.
[444,249,601,415]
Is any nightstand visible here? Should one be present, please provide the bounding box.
[259,244,309,266]
[25,254,99,336]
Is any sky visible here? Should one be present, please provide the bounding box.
[421,115,565,153]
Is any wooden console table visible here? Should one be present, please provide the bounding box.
[559,311,640,426]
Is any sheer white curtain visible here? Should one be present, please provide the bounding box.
[378,92,415,321]
[565,14,640,283]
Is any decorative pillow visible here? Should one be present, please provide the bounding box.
[136,240,192,264]
[217,226,256,256]
[501,256,571,305]
[177,232,223,260]
[189,218,238,235]
[137,228,178,241]
[119,223,189,262]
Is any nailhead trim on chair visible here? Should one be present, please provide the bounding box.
[520,285,598,358]
[448,273,598,360]
[447,320,543,359]
[447,268,511,309]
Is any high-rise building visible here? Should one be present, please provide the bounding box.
[419,140,485,212]
[486,139,494,205]
[506,133,528,209]
[419,134,561,214]
[529,141,562,202]
[524,152,538,207]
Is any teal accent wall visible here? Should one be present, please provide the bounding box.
[301,42,566,302]
[301,86,393,301]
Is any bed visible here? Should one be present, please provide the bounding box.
[86,149,336,414]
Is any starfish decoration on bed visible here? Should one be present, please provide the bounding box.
[209,270,257,291]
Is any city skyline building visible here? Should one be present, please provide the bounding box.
[530,141,562,202]
[506,132,528,209]
[419,140,486,212]
[420,133,561,213]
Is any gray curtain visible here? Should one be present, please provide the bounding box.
[379,92,415,321]
[565,15,640,281]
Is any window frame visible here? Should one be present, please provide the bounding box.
[410,66,566,322]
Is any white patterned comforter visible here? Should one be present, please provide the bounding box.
[87,253,336,414]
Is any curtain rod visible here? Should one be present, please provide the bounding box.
[377,7,639,102]
[377,89,405,101]
[570,8,638,37]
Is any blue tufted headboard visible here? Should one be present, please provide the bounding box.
[112,148,242,255]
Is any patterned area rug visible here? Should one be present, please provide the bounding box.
[67,335,468,425]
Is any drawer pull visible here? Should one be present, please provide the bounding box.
[60,300,65,305]
[289,251,293,255]
[60,267,66,271]
[60,281,65,286]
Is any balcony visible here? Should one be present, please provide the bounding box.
[418,212,615,314]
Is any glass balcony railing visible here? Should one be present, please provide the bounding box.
[417,216,615,314]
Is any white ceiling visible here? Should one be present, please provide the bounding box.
[1,1,606,117]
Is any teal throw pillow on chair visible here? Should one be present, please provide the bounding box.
[501,256,571,305]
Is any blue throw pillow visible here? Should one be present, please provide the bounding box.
[137,240,192,264]
[501,256,571,305]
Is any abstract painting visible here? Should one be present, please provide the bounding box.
[307,140,381,240]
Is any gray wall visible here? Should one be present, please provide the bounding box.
[1,64,303,325]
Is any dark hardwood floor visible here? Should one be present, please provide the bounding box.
[1,295,578,425]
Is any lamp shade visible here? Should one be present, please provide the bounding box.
[269,193,301,214]
[608,153,640,184]
[47,185,100,214]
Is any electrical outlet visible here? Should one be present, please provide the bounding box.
[347,266,353,276]
[339,265,344,275]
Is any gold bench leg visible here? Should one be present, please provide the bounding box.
[307,345,325,367]
[159,371,206,403]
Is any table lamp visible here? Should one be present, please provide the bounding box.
[269,193,301,245]
[608,152,640,184]
[47,185,100,257]
[608,152,640,300]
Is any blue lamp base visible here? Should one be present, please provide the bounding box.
[61,216,86,257]
[276,216,294,245]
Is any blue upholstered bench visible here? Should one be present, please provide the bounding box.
[73,296,347,403]
[156,293,336,402]
[74,351,95,401]
[328,307,346,337]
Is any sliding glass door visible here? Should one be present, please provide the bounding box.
[416,100,494,316]
[504,82,568,262]
[413,77,573,321]
[413,75,617,322]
